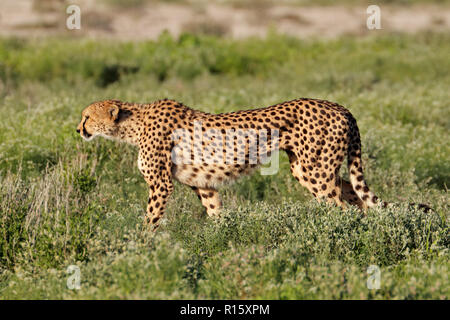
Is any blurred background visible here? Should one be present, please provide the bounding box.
[1,0,449,39]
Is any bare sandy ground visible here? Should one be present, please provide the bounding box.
[1,0,449,40]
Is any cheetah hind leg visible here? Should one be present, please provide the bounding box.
[338,177,366,209]
[287,152,347,209]
[191,186,222,218]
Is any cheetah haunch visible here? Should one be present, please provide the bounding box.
[77,98,428,229]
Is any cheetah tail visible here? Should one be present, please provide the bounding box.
[346,118,433,213]
[346,118,384,209]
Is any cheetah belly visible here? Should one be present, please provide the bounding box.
[172,163,258,189]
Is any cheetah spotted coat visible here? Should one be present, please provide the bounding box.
[77,98,415,229]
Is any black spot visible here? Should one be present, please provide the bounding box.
[152,217,160,224]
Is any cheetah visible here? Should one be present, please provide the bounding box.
[77,98,430,229]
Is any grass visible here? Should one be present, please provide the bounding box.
[0,32,449,299]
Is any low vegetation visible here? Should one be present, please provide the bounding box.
[0,32,448,299]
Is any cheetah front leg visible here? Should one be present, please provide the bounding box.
[191,186,222,218]
[138,146,174,230]
[144,178,174,230]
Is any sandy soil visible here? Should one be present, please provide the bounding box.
[0,0,449,40]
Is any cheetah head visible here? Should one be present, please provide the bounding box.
[76,100,123,141]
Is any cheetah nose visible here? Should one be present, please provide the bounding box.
[76,128,80,133]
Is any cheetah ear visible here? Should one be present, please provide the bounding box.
[108,105,120,121]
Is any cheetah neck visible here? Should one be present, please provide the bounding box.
[113,105,145,146]
[112,100,194,146]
